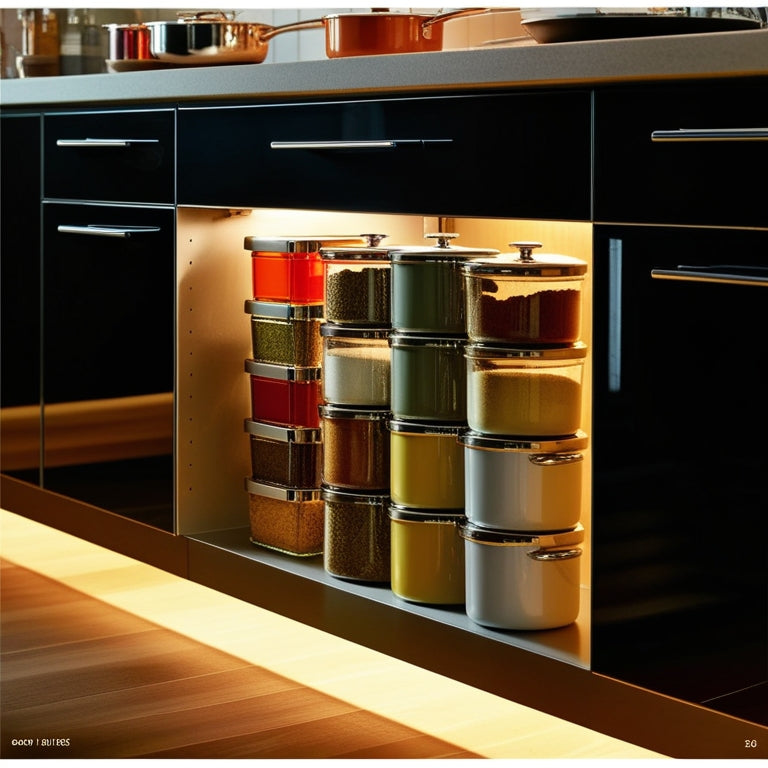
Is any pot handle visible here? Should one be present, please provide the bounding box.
[260,17,325,41]
[422,7,492,31]
[529,452,583,467]
[527,548,582,562]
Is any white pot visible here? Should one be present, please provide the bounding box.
[460,431,587,531]
[460,523,583,630]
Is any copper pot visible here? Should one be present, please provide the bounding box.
[103,23,153,62]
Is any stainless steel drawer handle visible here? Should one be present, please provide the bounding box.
[651,266,768,287]
[57,224,161,238]
[270,139,452,150]
[651,128,768,142]
[56,138,161,148]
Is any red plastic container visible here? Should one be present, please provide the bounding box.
[245,359,322,428]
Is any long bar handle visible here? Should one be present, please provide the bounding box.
[270,139,452,150]
[56,138,161,148]
[57,224,161,238]
[651,267,768,287]
[651,128,768,142]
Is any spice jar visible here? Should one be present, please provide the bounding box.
[245,236,363,305]
[322,488,391,582]
[460,522,584,630]
[389,505,466,605]
[463,241,587,345]
[390,333,467,423]
[389,420,464,509]
[245,299,323,367]
[245,478,324,557]
[465,342,587,436]
[321,235,392,326]
[245,359,322,428]
[245,419,322,489]
[459,430,587,531]
[321,324,391,407]
[319,405,390,491]
[390,234,498,334]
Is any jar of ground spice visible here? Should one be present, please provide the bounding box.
[319,405,390,491]
[245,299,323,368]
[245,419,322,489]
[245,359,322,428]
[322,487,391,582]
[321,235,392,326]
[245,478,324,557]
[462,241,587,345]
[321,324,391,407]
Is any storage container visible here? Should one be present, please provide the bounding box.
[466,342,587,436]
[245,478,324,556]
[245,236,363,304]
[389,504,466,604]
[460,430,587,531]
[322,487,391,582]
[245,359,322,428]
[245,418,322,489]
[319,405,390,491]
[390,234,498,334]
[460,522,584,630]
[389,420,464,509]
[321,235,392,326]
[245,299,323,367]
[321,324,391,407]
[463,241,587,344]
[390,333,467,423]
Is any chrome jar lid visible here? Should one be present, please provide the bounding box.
[389,503,466,525]
[245,359,322,381]
[244,477,321,501]
[321,486,391,505]
[463,241,587,278]
[244,299,324,320]
[465,341,587,360]
[389,419,465,437]
[318,404,391,420]
[244,235,364,252]
[390,233,498,263]
[244,419,321,443]
[320,324,391,340]
[458,429,588,453]
[459,521,584,547]
[320,234,390,260]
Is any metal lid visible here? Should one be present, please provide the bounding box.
[321,485,391,505]
[390,233,498,263]
[389,503,466,525]
[319,404,391,420]
[389,419,465,437]
[244,418,321,443]
[244,235,364,252]
[244,359,322,381]
[320,234,391,260]
[465,341,587,360]
[463,241,587,278]
[244,299,324,320]
[458,429,588,453]
[389,332,467,348]
[244,477,322,501]
[320,323,391,340]
[459,521,584,547]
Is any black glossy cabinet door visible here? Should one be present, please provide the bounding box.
[178,91,592,219]
[591,224,768,726]
[1,113,42,484]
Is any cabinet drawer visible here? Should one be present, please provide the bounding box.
[44,109,175,204]
[178,92,591,220]
[594,81,768,228]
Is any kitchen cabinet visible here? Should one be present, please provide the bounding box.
[2,48,767,758]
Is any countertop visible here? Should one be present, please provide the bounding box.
[2,28,767,108]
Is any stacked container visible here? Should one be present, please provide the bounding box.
[387,233,499,605]
[459,241,589,629]
[243,235,362,557]
[318,236,393,583]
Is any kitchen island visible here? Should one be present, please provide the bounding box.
[2,27,767,759]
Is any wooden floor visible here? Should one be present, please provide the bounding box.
[0,509,666,761]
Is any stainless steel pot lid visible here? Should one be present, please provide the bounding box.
[389,419,465,436]
[245,359,322,381]
[463,241,587,277]
[244,236,365,252]
[320,234,390,259]
[244,299,323,319]
[390,232,498,262]
[321,487,391,505]
[465,341,587,360]
[389,503,466,524]
[244,419,321,443]
[244,478,321,501]
[459,521,584,547]
[459,429,589,452]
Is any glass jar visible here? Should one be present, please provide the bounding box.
[389,420,464,509]
[321,235,392,326]
[390,333,467,423]
[245,299,323,367]
[245,419,322,489]
[319,405,390,491]
[389,505,466,605]
[390,233,498,334]
[322,488,391,582]
[245,359,322,428]
[465,342,587,436]
[245,478,323,557]
[463,241,587,344]
[321,324,391,407]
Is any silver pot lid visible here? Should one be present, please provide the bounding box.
[390,233,498,263]
[463,241,587,277]
[244,235,365,252]
[459,521,584,547]
[459,429,588,453]
[320,234,391,259]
